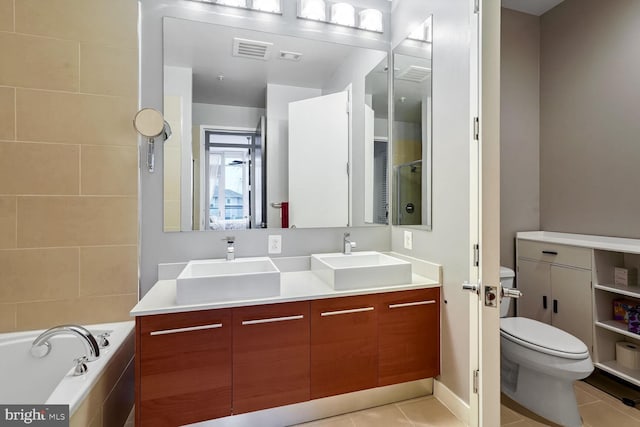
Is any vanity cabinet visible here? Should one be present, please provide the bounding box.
[378,288,440,386]
[232,301,310,414]
[136,309,232,427]
[135,287,441,426]
[516,240,593,352]
[310,294,379,399]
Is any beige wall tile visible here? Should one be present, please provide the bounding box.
[0,87,15,140]
[0,32,78,91]
[81,145,137,196]
[0,197,16,249]
[15,0,137,46]
[0,142,79,195]
[0,303,16,332]
[17,196,137,247]
[80,44,137,97]
[16,293,137,330]
[0,248,79,303]
[16,89,137,145]
[80,245,137,297]
[0,0,13,32]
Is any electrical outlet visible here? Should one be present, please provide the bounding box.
[268,235,282,254]
[404,230,413,250]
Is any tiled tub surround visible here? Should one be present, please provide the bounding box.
[0,321,134,427]
[0,0,139,333]
[132,254,441,426]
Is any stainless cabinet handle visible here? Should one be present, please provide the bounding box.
[242,315,304,325]
[149,323,223,336]
[320,307,374,317]
[542,250,558,255]
[389,300,436,309]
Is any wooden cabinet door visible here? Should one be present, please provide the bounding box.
[516,259,552,324]
[551,265,593,352]
[310,294,378,399]
[232,301,310,414]
[137,309,232,427]
[378,288,440,386]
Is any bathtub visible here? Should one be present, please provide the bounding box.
[0,321,134,425]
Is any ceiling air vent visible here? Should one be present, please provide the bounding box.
[396,65,431,83]
[232,37,273,60]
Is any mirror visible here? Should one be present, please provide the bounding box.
[162,17,389,232]
[392,16,433,229]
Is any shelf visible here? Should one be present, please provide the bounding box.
[595,360,640,388]
[595,320,640,340]
[595,283,640,299]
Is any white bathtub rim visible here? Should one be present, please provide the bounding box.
[0,321,134,415]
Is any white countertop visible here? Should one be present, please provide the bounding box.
[130,270,439,317]
[517,231,640,254]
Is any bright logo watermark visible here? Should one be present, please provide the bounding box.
[0,405,68,426]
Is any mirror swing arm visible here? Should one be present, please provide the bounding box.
[133,108,173,172]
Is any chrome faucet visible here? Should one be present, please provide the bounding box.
[30,324,100,362]
[343,232,357,254]
[224,236,235,261]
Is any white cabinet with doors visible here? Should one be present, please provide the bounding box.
[516,237,593,353]
[516,231,640,387]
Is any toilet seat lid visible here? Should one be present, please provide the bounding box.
[500,317,589,359]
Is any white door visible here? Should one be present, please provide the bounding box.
[288,91,350,228]
[469,1,501,426]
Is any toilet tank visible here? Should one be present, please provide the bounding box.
[500,266,516,317]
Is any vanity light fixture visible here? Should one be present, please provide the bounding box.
[300,0,326,21]
[330,2,355,27]
[358,8,383,32]
[188,0,283,14]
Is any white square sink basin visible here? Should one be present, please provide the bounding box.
[176,257,281,304]
[310,251,412,290]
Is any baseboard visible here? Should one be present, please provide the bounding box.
[434,379,470,425]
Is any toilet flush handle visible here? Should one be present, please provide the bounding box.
[502,288,522,299]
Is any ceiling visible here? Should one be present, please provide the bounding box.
[501,0,565,16]
[164,18,373,107]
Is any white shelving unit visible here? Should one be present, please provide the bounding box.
[517,232,640,387]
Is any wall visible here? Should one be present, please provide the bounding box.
[540,0,640,237]
[192,103,264,130]
[0,0,138,332]
[500,9,540,270]
[391,0,473,404]
[139,0,392,296]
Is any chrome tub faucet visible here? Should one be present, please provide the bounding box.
[30,324,101,364]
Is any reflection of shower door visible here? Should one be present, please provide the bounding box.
[395,160,422,225]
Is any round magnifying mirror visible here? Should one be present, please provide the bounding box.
[133,108,165,138]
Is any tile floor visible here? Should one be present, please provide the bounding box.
[122,381,640,426]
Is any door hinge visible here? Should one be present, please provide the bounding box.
[473,370,479,394]
[473,117,480,141]
[474,0,480,14]
[473,244,480,267]
[346,162,350,176]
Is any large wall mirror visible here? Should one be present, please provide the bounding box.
[392,16,433,230]
[162,17,389,232]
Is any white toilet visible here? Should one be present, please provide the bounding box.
[500,266,593,427]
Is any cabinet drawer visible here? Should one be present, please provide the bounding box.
[518,240,591,269]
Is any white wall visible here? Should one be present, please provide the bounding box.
[265,84,321,228]
[391,0,473,404]
[192,103,264,129]
[163,65,193,231]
